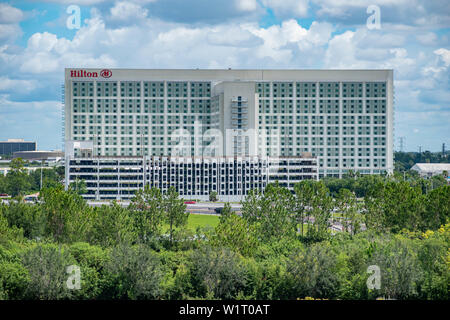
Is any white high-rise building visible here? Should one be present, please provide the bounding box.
[65,68,394,181]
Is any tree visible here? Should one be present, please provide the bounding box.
[1,202,46,240]
[67,242,108,299]
[0,174,6,194]
[286,243,341,299]
[364,179,427,233]
[363,180,386,233]
[416,224,449,300]
[68,178,87,195]
[417,236,448,299]
[0,260,29,299]
[40,186,92,242]
[6,158,30,197]
[336,188,361,236]
[241,183,296,242]
[293,181,315,237]
[368,237,422,299]
[212,212,259,256]
[103,244,162,299]
[422,186,450,231]
[29,167,62,190]
[129,186,164,242]
[209,191,218,202]
[300,181,334,241]
[163,186,188,247]
[0,206,24,244]
[188,246,246,299]
[21,244,77,300]
[219,202,232,224]
[55,166,65,181]
[90,202,137,247]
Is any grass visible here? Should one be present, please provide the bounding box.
[187,214,220,231]
[162,213,220,233]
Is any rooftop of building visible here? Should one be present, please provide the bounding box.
[65,68,394,82]
[0,139,36,143]
[13,150,63,154]
[411,163,450,172]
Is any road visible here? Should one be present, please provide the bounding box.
[86,200,241,215]
[6,198,361,232]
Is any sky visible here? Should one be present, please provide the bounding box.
[0,0,448,152]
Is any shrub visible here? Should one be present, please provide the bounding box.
[102,243,162,299]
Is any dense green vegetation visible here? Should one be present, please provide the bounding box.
[0,172,448,300]
[0,158,64,197]
[323,170,447,198]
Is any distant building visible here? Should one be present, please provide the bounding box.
[0,139,36,156]
[0,166,49,176]
[13,150,64,161]
[410,163,450,178]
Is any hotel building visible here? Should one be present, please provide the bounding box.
[64,68,393,200]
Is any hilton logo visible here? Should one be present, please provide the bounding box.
[100,69,112,78]
[70,69,112,78]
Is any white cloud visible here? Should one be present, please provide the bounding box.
[207,24,262,47]
[0,3,448,150]
[10,11,332,71]
[0,24,22,42]
[0,94,59,113]
[110,1,148,22]
[0,77,38,93]
[312,0,450,29]
[434,48,450,67]
[416,32,438,46]
[17,19,117,74]
[248,19,332,51]
[312,0,408,18]
[0,3,24,24]
[0,4,24,44]
[324,28,416,79]
[235,0,258,12]
[297,21,333,50]
[36,0,108,5]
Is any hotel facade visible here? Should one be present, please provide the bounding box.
[64,68,393,200]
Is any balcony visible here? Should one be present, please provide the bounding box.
[231,120,248,127]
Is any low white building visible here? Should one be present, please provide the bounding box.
[410,163,450,178]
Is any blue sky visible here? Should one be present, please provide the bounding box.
[0,0,448,152]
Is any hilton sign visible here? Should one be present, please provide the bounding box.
[70,69,112,78]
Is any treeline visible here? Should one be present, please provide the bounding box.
[0,178,448,300]
[323,171,447,198]
[0,159,64,196]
